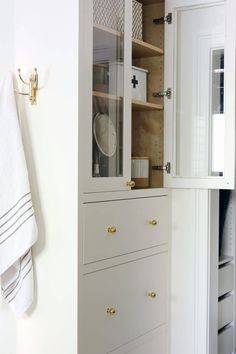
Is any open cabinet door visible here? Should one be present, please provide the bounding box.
[164,0,236,189]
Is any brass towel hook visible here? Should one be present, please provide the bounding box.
[15,68,39,105]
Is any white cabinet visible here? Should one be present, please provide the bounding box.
[78,0,236,354]
[80,0,236,193]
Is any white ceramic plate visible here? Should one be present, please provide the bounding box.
[93,113,117,157]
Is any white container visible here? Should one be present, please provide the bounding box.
[132,157,149,188]
[132,0,143,40]
[109,62,148,101]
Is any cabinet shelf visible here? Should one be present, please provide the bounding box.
[139,0,163,4]
[132,99,163,111]
[93,91,163,111]
[94,24,163,58]
[218,255,234,266]
[93,91,121,102]
[132,39,163,58]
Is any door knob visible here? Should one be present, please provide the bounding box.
[148,291,157,298]
[107,307,116,315]
[107,226,117,234]
[149,220,157,226]
[126,180,135,188]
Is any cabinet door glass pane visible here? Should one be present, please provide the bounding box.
[92,0,124,178]
[175,4,225,177]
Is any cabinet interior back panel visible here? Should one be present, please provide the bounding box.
[132,2,164,188]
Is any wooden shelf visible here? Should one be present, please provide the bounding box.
[94,23,122,38]
[93,92,163,111]
[93,91,121,102]
[140,0,164,4]
[94,24,163,58]
[132,99,163,111]
[132,38,163,58]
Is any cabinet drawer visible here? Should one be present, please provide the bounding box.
[83,252,168,354]
[83,196,169,264]
[218,264,234,297]
[218,326,234,354]
[218,295,234,330]
[110,326,168,354]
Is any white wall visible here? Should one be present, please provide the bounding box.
[0,2,18,353]
[0,0,14,75]
[0,1,78,354]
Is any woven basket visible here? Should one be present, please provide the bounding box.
[93,0,143,40]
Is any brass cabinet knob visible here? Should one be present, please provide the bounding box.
[126,180,135,188]
[107,307,116,315]
[148,291,157,298]
[107,226,117,234]
[149,220,157,226]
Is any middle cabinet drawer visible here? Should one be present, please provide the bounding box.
[83,196,169,264]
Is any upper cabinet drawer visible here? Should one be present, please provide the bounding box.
[83,196,169,264]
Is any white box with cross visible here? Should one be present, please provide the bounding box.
[109,62,148,102]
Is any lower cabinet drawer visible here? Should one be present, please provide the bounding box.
[218,295,234,330]
[83,252,168,354]
[218,326,233,354]
[218,264,234,297]
[83,196,169,264]
[109,326,168,354]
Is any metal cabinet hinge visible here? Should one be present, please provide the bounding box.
[153,88,172,99]
[153,13,172,25]
[152,162,171,174]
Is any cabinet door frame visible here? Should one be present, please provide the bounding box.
[164,0,236,189]
[79,0,132,193]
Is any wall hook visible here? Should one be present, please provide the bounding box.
[16,68,39,105]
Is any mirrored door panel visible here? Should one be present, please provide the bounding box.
[92,0,125,178]
[175,3,225,178]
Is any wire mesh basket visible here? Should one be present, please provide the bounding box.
[93,0,143,40]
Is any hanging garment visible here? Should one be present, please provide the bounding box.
[0,73,37,317]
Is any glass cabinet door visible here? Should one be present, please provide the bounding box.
[81,0,132,192]
[93,1,125,179]
[164,0,236,189]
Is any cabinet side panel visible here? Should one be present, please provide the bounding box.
[170,189,209,354]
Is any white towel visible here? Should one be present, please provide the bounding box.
[0,73,37,317]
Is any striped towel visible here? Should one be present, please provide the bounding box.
[0,73,37,317]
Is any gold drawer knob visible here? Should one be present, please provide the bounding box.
[107,226,117,234]
[149,220,157,226]
[148,291,157,298]
[107,307,116,315]
[126,180,135,188]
